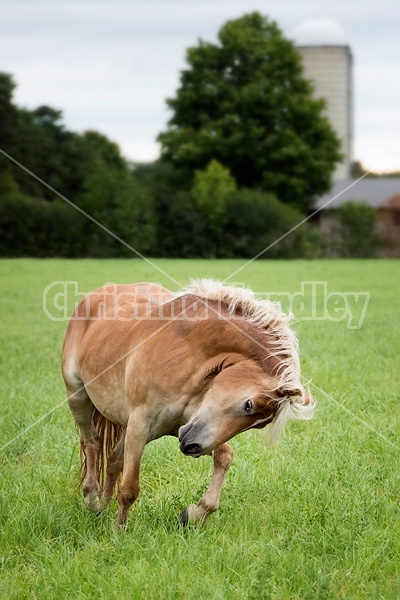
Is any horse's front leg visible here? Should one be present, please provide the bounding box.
[180,442,233,526]
[116,412,147,528]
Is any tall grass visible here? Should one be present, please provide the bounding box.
[0,259,399,599]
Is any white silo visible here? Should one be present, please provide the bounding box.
[293,19,353,181]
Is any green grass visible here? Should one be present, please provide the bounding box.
[0,258,399,599]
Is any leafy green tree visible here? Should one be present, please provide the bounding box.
[9,101,86,201]
[0,73,17,148]
[76,131,127,218]
[30,106,68,192]
[74,132,156,256]
[0,73,18,177]
[158,12,341,211]
[132,160,175,190]
[109,175,156,255]
[192,159,236,232]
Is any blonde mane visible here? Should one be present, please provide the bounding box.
[179,279,314,444]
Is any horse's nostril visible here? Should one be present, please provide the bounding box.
[182,442,202,455]
[178,422,193,442]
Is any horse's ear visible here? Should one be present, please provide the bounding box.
[276,388,316,406]
[204,353,243,380]
[276,387,302,398]
[205,362,223,380]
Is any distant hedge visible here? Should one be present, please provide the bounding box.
[0,185,323,259]
[0,193,87,257]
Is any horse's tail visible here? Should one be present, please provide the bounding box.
[79,406,123,489]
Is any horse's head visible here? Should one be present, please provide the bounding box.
[179,355,315,457]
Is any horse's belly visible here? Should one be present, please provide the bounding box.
[84,373,130,426]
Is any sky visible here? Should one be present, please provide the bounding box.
[1,0,400,173]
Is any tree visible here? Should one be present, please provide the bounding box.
[0,73,159,257]
[0,73,18,175]
[109,175,156,256]
[76,131,127,217]
[9,102,84,200]
[158,12,342,211]
[191,159,236,232]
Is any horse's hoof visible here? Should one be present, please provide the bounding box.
[85,495,102,513]
[179,508,189,526]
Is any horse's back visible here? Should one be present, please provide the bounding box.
[61,282,173,387]
[74,282,173,320]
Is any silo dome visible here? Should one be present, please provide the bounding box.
[293,18,347,47]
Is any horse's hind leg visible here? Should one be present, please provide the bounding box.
[180,443,233,526]
[102,428,126,507]
[66,383,101,511]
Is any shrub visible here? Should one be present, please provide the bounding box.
[221,188,321,258]
[337,201,381,257]
[0,192,86,257]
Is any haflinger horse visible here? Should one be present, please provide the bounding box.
[62,279,315,528]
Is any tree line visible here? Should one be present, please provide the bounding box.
[0,13,380,258]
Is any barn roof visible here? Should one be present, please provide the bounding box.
[314,177,400,210]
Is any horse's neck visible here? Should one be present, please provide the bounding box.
[189,314,284,378]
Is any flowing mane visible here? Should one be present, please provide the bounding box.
[179,279,314,444]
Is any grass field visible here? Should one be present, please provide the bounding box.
[0,258,399,599]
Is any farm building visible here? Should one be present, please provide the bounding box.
[312,178,400,257]
[293,19,400,256]
[293,18,353,182]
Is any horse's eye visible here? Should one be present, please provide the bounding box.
[244,399,253,414]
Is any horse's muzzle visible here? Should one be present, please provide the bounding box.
[180,441,202,456]
[179,422,203,456]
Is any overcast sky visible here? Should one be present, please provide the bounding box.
[1,0,399,172]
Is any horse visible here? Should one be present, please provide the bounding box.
[61,279,315,527]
